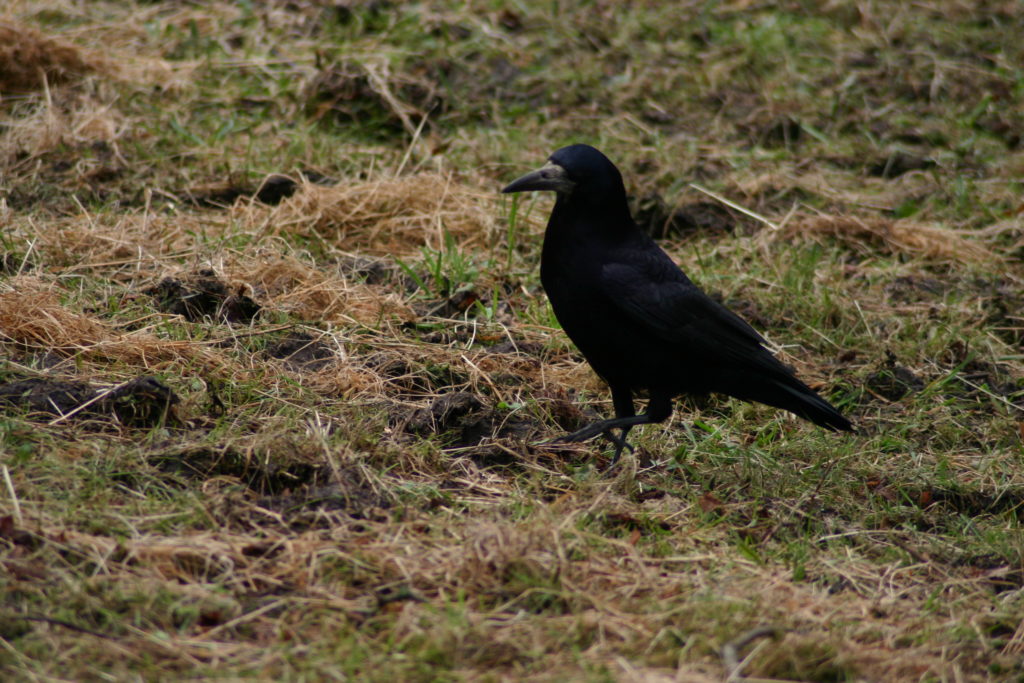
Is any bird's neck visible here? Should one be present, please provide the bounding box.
[550,192,635,241]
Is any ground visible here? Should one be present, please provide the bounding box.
[1,1,1023,681]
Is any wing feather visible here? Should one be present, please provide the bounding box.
[600,259,776,370]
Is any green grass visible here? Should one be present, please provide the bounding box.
[1,0,1023,681]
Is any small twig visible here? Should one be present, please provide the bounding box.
[396,105,434,176]
[689,182,779,231]
[16,615,120,641]
[201,599,286,640]
[722,625,781,681]
[200,324,295,346]
[363,61,417,137]
[47,382,120,426]
[954,375,1024,413]
[2,465,23,526]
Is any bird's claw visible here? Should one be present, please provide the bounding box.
[553,424,607,443]
[550,422,635,454]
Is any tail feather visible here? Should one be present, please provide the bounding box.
[771,381,853,431]
[723,373,853,432]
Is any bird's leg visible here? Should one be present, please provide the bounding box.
[553,386,635,452]
[557,392,673,467]
[607,387,638,466]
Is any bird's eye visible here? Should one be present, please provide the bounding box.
[540,169,551,178]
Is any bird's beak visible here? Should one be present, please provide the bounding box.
[501,161,575,194]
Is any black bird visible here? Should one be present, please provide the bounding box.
[502,144,852,463]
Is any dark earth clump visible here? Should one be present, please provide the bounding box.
[185,170,335,208]
[303,59,440,139]
[265,332,336,372]
[484,339,545,356]
[363,352,467,396]
[402,391,540,454]
[865,353,925,401]
[104,376,181,427]
[0,375,178,427]
[336,255,400,286]
[949,358,1021,401]
[412,289,482,319]
[257,468,394,528]
[1,253,33,274]
[405,391,484,435]
[868,151,936,178]
[757,114,803,149]
[151,445,330,495]
[631,195,741,239]
[145,269,261,323]
[0,378,94,415]
[884,275,947,303]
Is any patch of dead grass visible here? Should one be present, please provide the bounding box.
[0,275,225,372]
[227,254,414,325]
[775,214,999,263]
[0,89,129,162]
[0,15,178,91]
[247,172,502,255]
[0,20,111,93]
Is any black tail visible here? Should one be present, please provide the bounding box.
[726,374,853,432]
[770,381,853,431]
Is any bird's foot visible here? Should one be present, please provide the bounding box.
[551,421,635,455]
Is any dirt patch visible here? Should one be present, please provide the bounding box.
[954,554,1024,594]
[336,255,404,287]
[868,151,936,179]
[265,332,336,372]
[401,391,542,456]
[257,469,394,527]
[145,270,261,323]
[362,350,468,397]
[976,278,1024,348]
[884,275,947,303]
[923,487,1024,520]
[974,112,1022,150]
[0,378,94,415]
[484,340,546,356]
[865,353,924,401]
[405,391,484,435]
[0,375,179,427]
[185,171,334,208]
[412,290,483,319]
[150,445,329,495]
[947,358,1021,401]
[0,253,33,274]
[631,195,743,239]
[756,114,803,149]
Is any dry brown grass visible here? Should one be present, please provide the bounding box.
[3,1,1023,681]
[0,275,226,372]
[0,88,129,162]
[777,214,1000,264]
[229,253,415,324]
[0,12,178,90]
[247,172,505,255]
[0,20,111,93]
[0,12,180,166]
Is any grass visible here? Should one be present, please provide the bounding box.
[1,0,1024,680]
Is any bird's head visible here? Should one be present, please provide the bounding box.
[502,144,625,202]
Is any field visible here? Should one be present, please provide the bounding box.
[1,1,1023,680]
